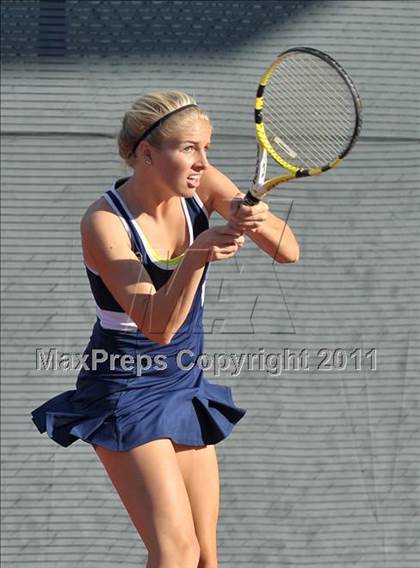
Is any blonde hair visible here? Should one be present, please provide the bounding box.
[118,91,210,168]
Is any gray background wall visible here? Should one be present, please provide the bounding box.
[1,0,419,567]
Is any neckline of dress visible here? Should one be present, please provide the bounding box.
[110,178,194,267]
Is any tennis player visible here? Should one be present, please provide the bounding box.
[31,91,299,568]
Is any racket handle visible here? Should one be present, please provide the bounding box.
[227,191,260,236]
[243,190,261,206]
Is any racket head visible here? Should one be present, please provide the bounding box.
[254,47,362,176]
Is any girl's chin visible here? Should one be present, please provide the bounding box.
[178,181,198,196]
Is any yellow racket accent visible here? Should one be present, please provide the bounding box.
[255,97,264,111]
[255,173,295,198]
[260,59,280,86]
[255,122,301,174]
[253,157,345,198]
[326,157,342,170]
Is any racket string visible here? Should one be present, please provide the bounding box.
[287,56,356,112]
[266,106,332,167]
[265,83,353,164]
[266,102,344,169]
[275,65,354,140]
[266,73,352,165]
[280,59,355,146]
[264,84,348,167]
[279,55,355,126]
[262,52,357,169]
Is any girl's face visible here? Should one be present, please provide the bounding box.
[147,117,212,197]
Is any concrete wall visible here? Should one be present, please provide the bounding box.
[1,1,419,566]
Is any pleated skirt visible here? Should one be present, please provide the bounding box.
[31,319,247,451]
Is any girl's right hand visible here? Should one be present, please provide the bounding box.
[190,225,245,263]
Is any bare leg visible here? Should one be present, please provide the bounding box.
[94,438,201,568]
[174,443,220,568]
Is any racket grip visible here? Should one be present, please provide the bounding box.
[243,190,261,206]
[227,191,260,236]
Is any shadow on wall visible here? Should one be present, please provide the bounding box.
[1,0,326,58]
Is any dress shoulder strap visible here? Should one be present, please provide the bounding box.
[103,188,145,262]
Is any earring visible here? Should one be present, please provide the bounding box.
[144,156,152,165]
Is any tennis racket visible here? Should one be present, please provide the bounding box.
[242,46,362,205]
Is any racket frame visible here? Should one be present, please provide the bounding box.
[245,46,362,204]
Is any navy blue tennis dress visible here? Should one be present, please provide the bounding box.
[30,177,247,451]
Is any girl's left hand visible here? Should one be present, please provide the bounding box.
[228,196,269,234]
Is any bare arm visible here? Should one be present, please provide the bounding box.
[198,165,300,263]
[81,200,243,344]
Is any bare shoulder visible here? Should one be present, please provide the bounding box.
[197,164,245,219]
[80,195,131,271]
[81,195,127,236]
[81,194,111,227]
